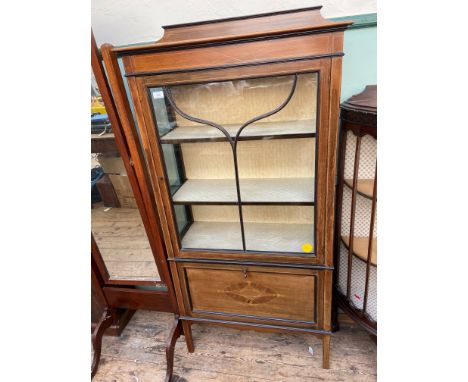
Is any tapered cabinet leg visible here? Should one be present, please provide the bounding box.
[165,317,182,382]
[181,320,194,353]
[322,335,331,369]
[91,308,113,378]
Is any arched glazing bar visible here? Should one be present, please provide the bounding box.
[163,74,299,251]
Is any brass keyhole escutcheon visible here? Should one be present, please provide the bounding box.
[243,268,248,279]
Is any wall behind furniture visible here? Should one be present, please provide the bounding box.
[341,25,377,101]
[92,0,376,102]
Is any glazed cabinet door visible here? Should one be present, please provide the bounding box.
[127,60,333,265]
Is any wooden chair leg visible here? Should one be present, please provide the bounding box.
[165,317,182,382]
[91,308,113,378]
[181,320,194,353]
[322,335,331,369]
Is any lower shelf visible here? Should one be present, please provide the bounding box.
[341,235,377,266]
[181,221,314,253]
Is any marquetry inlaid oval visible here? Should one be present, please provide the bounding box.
[224,281,277,305]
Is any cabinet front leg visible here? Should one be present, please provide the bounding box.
[322,335,331,369]
[91,307,113,378]
[182,320,194,353]
[165,317,182,382]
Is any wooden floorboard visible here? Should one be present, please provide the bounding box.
[92,205,161,282]
[94,310,376,381]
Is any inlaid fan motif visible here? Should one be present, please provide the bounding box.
[224,281,278,305]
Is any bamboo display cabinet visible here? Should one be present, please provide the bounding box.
[102,7,352,377]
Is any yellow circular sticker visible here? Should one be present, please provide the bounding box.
[302,243,313,253]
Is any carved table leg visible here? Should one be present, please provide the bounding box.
[322,335,331,369]
[182,320,194,353]
[91,307,113,378]
[165,317,182,382]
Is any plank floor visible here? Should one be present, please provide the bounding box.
[92,205,160,282]
[94,310,376,381]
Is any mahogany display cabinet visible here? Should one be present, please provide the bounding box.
[102,7,352,374]
[91,31,191,380]
[334,85,377,337]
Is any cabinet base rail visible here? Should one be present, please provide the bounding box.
[165,315,332,380]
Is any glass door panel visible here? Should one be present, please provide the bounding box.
[151,87,241,251]
[237,73,317,254]
[149,72,318,256]
[91,71,160,283]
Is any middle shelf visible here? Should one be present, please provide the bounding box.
[341,235,377,266]
[343,178,375,199]
[172,177,315,205]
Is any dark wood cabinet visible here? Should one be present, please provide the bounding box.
[102,6,351,374]
[334,85,377,337]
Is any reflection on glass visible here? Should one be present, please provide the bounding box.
[91,71,160,282]
[150,73,318,255]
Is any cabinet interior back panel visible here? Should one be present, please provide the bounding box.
[192,205,314,224]
[181,138,315,179]
[171,74,317,127]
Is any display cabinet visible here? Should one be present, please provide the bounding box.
[334,85,377,337]
[102,7,352,375]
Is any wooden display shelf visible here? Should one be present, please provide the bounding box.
[181,221,314,253]
[160,119,316,143]
[172,178,315,205]
[341,235,377,266]
[343,179,375,198]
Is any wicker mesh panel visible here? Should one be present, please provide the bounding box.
[337,239,377,322]
[373,203,377,238]
[354,193,376,238]
[358,135,376,179]
[337,241,349,294]
[344,130,357,179]
[366,265,377,320]
[341,186,352,237]
[341,188,376,238]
